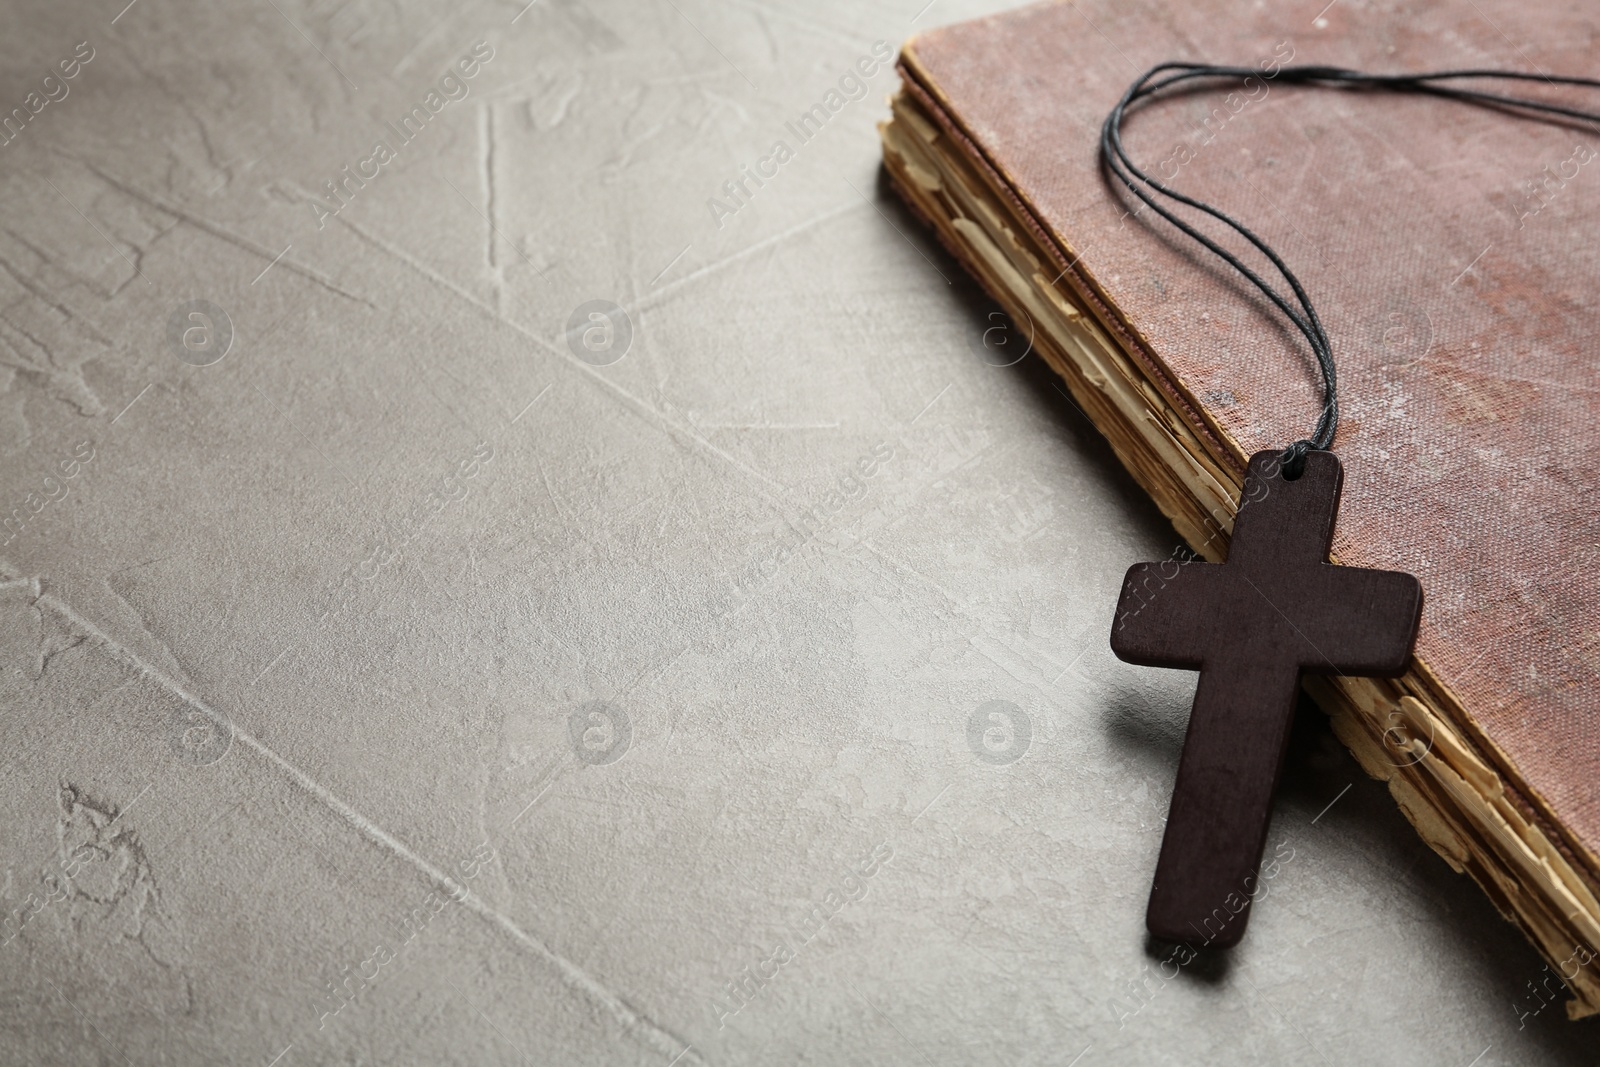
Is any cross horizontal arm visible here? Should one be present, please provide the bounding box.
[1110,560,1227,668]
[1248,564,1423,676]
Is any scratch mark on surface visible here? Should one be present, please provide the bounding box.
[843,977,937,1067]
[115,44,229,180]
[32,588,707,1066]
[696,421,839,430]
[440,172,541,280]
[1238,972,1335,1067]
[658,0,757,89]
[910,382,950,425]
[1311,782,1353,825]
[251,243,293,285]
[551,0,625,52]
[546,77,581,126]
[855,540,969,612]
[334,214,791,502]
[0,314,106,417]
[727,0,874,47]
[1449,244,1494,288]
[43,178,150,287]
[633,200,856,315]
[251,643,296,685]
[508,774,561,827]
[74,160,374,307]
[1072,5,1139,74]
[533,451,576,532]
[481,104,503,312]
[1048,645,1090,686]
[623,642,690,699]
[912,783,950,823]
[511,382,552,424]
[446,977,535,1059]
[392,7,456,76]
[263,0,359,90]
[105,782,152,827]
[45,978,135,1066]
[2,226,120,322]
[0,236,102,336]
[111,383,153,425]
[649,244,691,287]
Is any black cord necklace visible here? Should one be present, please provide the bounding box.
[1096,62,1600,948]
[1101,63,1600,476]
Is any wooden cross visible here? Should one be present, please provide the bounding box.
[1110,450,1422,947]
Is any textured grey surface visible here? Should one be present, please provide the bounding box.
[0,0,1596,1064]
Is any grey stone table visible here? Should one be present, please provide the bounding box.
[1,0,1595,1063]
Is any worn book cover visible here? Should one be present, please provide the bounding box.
[882,0,1600,1015]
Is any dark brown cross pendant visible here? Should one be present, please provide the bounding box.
[1110,450,1422,947]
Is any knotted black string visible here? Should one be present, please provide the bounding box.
[1101,64,1600,477]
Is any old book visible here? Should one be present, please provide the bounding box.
[881,0,1600,1017]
